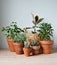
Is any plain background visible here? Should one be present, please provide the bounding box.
[0,0,57,49]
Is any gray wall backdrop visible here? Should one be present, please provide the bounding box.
[0,0,57,49]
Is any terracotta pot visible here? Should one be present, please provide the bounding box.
[39,40,53,54]
[26,33,39,42]
[23,48,31,57]
[13,42,24,54]
[31,46,40,55]
[32,50,39,55]
[7,38,15,52]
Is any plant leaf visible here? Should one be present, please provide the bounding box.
[38,18,44,23]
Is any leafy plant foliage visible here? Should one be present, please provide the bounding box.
[24,14,44,33]
[31,40,39,46]
[1,22,24,38]
[24,41,30,48]
[13,33,26,43]
[38,23,53,40]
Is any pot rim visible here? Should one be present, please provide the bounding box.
[13,42,23,45]
[39,40,54,45]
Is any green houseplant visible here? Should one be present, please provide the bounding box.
[31,13,44,33]
[24,14,44,33]
[13,33,26,54]
[1,22,24,52]
[38,23,53,54]
[2,25,15,52]
[24,14,44,42]
[30,40,40,55]
[23,41,31,57]
[2,22,24,39]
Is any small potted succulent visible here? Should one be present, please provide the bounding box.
[30,40,40,55]
[23,41,31,57]
[13,33,26,54]
[38,23,54,54]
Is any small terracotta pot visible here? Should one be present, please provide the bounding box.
[13,42,24,54]
[7,38,15,52]
[31,46,40,55]
[23,48,31,57]
[39,40,53,54]
[32,50,39,55]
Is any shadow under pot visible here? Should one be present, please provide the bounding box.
[7,38,15,52]
[13,42,24,54]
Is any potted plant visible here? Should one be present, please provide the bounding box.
[1,22,24,52]
[38,23,54,54]
[13,33,26,54]
[30,40,40,55]
[23,41,31,57]
[24,14,44,42]
[1,26,15,52]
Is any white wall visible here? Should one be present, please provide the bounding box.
[0,0,57,49]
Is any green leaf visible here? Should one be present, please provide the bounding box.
[38,23,53,40]
[38,18,44,23]
[24,41,30,48]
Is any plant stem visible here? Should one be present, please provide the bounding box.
[34,26,36,33]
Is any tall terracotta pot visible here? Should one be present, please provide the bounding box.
[39,40,53,54]
[7,38,15,52]
[13,42,24,54]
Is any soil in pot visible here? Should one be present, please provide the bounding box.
[14,42,24,54]
[7,38,15,52]
[39,40,53,54]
